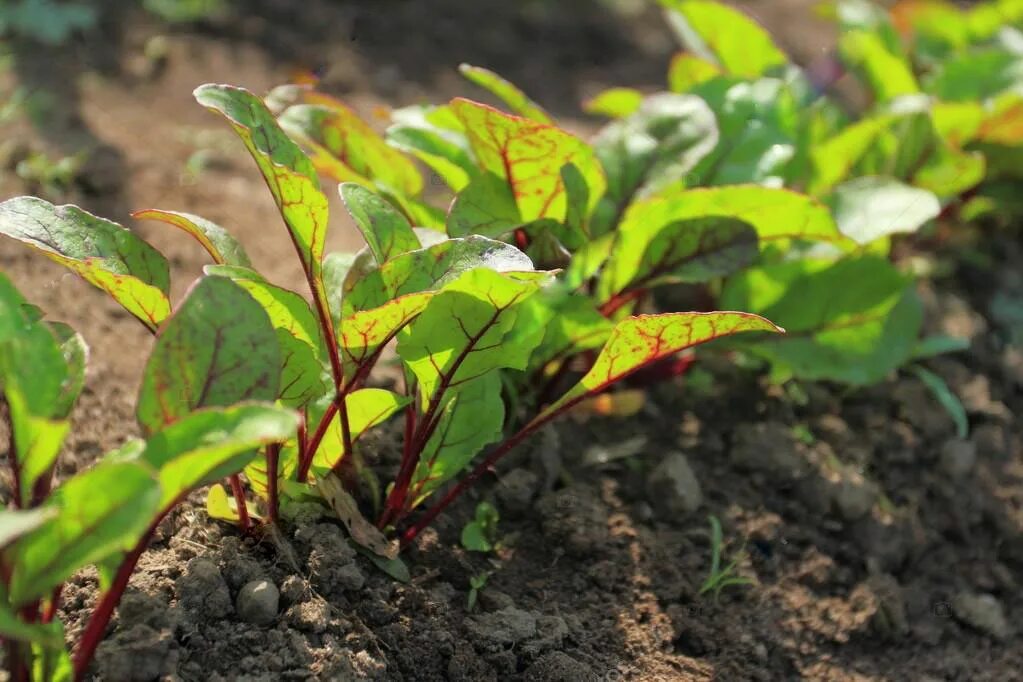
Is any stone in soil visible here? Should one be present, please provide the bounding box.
[645,451,703,518]
[285,598,331,633]
[536,485,610,557]
[467,606,538,649]
[951,592,1012,640]
[494,467,539,516]
[235,579,280,626]
[730,423,810,480]
[177,557,232,619]
[938,439,977,479]
[95,624,176,682]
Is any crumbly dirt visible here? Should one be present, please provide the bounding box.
[2,1,1023,680]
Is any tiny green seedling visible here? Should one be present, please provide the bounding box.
[460,501,501,553]
[699,515,754,601]
[467,571,491,612]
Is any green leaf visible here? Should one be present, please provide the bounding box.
[45,321,87,419]
[840,30,919,102]
[460,500,500,552]
[412,373,504,504]
[132,209,251,267]
[386,105,476,192]
[205,483,242,523]
[583,88,644,118]
[323,251,357,328]
[807,115,896,195]
[9,461,161,606]
[278,98,422,196]
[339,183,421,264]
[459,64,553,124]
[592,94,718,232]
[667,52,722,92]
[398,268,546,404]
[0,507,56,549]
[925,49,1023,102]
[621,186,846,252]
[533,311,782,421]
[339,292,434,381]
[660,0,787,77]
[686,77,798,186]
[0,603,63,645]
[342,236,535,314]
[115,403,298,508]
[310,389,409,473]
[720,256,922,384]
[912,146,986,199]
[137,276,280,433]
[0,197,170,330]
[826,176,941,245]
[205,266,328,408]
[910,365,968,439]
[194,84,329,280]
[531,290,614,368]
[598,216,758,301]
[446,171,522,238]
[0,280,72,502]
[451,98,606,223]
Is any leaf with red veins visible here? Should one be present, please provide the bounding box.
[133,209,252,267]
[342,235,535,314]
[458,64,554,124]
[451,98,606,222]
[397,268,546,406]
[136,276,281,434]
[279,99,423,197]
[339,292,434,384]
[532,311,782,422]
[0,196,171,331]
[194,84,329,280]
[598,215,759,302]
[309,388,409,473]
[339,183,421,264]
[621,185,852,251]
[206,266,328,409]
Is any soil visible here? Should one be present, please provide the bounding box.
[2,1,1022,680]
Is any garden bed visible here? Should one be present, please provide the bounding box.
[1,1,1021,680]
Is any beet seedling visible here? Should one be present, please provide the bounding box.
[0,81,781,571]
[0,272,297,681]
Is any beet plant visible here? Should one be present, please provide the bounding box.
[0,269,297,681]
[0,82,779,595]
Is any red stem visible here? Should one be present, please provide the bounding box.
[328,400,355,480]
[598,287,646,318]
[40,584,62,624]
[297,398,339,482]
[72,500,177,681]
[228,475,251,532]
[265,444,281,525]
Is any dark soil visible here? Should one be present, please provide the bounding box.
[2,1,1022,680]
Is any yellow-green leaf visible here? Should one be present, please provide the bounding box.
[0,197,170,330]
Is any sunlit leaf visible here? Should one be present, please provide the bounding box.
[0,197,170,330]
[840,30,919,102]
[310,389,409,472]
[447,171,522,238]
[339,183,421,264]
[280,96,422,196]
[9,461,161,606]
[660,0,787,77]
[583,87,644,118]
[826,176,941,244]
[342,235,535,314]
[195,84,329,280]
[459,64,553,124]
[132,208,251,267]
[137,276,280,433]
[532,311,782,421]
[599,216,758,301]
[451,98,606,222]
[411,373,504,504]
[339,292,434,381]
[721,255,922,384]
[398,268,546,404]
[667,52,722,92]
